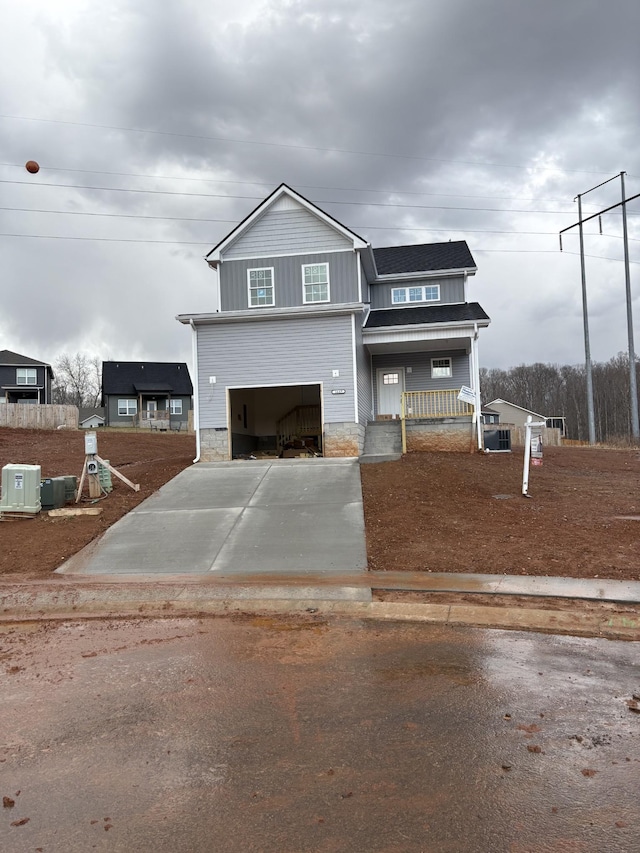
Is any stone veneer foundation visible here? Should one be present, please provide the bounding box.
[405,417,476,453]
[198,422,366,461]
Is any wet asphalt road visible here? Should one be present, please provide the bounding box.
[1,617,639,853]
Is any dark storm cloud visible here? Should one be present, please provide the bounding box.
[1,0,639,370]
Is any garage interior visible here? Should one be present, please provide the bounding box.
[229,384,322,459]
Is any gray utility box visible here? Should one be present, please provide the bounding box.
[40,477,67,510]
[0,464,42,514]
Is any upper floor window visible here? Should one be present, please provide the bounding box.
[248,268,275,307]
[392,284,440,305]
[16,368,37,385]
[302,263,330,303]
[431,357,452,378]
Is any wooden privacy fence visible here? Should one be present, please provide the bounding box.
[0,404,78,430]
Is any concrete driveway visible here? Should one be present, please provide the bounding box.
[58,458,368,576]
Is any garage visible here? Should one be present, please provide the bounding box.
[228,383,323,459]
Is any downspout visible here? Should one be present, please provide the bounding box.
[190,319,201,463]
[472,323,482,450]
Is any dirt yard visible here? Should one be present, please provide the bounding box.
[0,428,195,580]
[1,429,639,582]
[361,446,640,580]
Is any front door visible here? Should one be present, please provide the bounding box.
[376,368,405,418]
[146,400,157,419]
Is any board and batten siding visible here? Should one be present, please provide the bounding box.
[220,251,359,311]
[371,350,470,414]
[196,315,356,428]
[369,276,465,310]
[222,201,354,260]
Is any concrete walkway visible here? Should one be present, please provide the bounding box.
[58,459,368,577]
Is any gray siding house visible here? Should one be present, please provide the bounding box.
[177,184,490,461]
[102,361,193,429]
[0,350,53,404]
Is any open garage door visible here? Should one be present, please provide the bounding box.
[229,384,322,459]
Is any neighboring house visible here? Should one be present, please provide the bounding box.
[0,349,54,404]
[102,361,193,428]
[485,399,548,429]
[79,407,105,429]
[177,183,490,461]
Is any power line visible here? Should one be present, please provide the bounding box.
[1,231,637,263]
[0,113,621,176]
[0,179,590,215]
[5,205,639,240]
[0,161,607,207]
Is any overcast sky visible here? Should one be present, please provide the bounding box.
[1,0,639,376]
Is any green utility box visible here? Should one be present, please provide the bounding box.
[60,475,77,502]
[98,460,113,493]
[40,477,66,510]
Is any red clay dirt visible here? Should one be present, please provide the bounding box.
[361,446,640,580]
[1,429,639,582]
[0,428,195,580]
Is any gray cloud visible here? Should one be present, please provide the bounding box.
[1,0,639,374]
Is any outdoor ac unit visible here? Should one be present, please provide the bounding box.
[0,464,42,514]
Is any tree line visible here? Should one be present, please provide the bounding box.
[480,353,640,443]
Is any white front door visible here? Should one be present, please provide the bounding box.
[376,368,405,418]
[146,400,157,418]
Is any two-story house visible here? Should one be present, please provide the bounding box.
[0,350,54,404]
[177,184,490,461]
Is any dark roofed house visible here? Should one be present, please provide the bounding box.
[0,349,54,404]
[102,361,193,430]
[177,184,491,460]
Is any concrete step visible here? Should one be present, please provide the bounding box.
[359,453,402,465]
[362,420,402,456]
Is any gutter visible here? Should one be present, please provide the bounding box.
[190,320,201,463]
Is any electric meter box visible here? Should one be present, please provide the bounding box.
[84,431,98,455]
[0,464,42,514]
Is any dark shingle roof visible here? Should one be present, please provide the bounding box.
[0,349,51,367]
[373,241,476,275]
[102,362,193,396]
[364,303,490,329]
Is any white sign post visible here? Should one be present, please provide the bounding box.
[522,415,546,497]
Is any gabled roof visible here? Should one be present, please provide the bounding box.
[364,303,489,329]
[79,407,105,424]
[102,362,193,396]
[205,183,370,266]
[372,241,476,275]
[0,349,52,368]
[487,399,547,420]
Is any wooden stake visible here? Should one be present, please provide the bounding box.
[75,456,88,503]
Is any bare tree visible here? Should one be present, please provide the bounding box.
[52,354,102,408]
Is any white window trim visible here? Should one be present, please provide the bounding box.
[170,399,183,415]
[118,398,137,416]
[302,262,330,304]
[431,357,452,379]
[247,267,275,308]
[391,284,440,305]
[16,367,37,385]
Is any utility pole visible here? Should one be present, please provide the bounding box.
[620,172,639,440]
[560,175,640,445]
[575,191,597,445]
